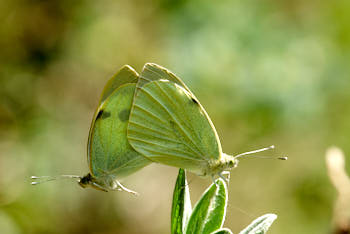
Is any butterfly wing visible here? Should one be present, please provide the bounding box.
[128,80,221,175]
[138,63,192,93]
[88,65,139,164]
[137,63,222,151]
[88,68,151,179]
[99,65,139,103]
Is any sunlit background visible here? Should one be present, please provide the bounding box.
[1,0,350,233]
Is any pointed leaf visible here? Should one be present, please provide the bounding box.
[211,228,233,234]
[171,169,192,234]
[185,179,228,234]
[239,214,277,234]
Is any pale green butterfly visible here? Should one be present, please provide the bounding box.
[32,65,152,194]
[127,63,286,182]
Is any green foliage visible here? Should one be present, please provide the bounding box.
[239,214,277,234]
[185,179,226,234]
[171,169,192,234]
[211,228,233,234]
[171,169,277,234]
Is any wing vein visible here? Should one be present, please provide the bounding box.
[128,136,198,159]
[129,120,203,158]
[128,126,191,146]
[133,103,167,124]
[153,82,206,159]
[128,120,173,136]
[139,74,152,83]
[140,87,205,159]
[144,66,164,80]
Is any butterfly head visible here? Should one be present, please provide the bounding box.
[78,173,92,188]
[206,153,238,177]
[227,157,238,169]
[221,153,239,171]
[78,173,109,192]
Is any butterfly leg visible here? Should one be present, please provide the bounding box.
[116,181,138,196]
[218,173,229,183]
[92,182,108,192]
[211,176,219,188]
[222,171,231,182]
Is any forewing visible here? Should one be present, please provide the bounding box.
[136,63,222,159]
[99,65,138,104]
[87,65,138,167]
[89,83,151,179]
[128,80,221,174]
[138,63,192,93]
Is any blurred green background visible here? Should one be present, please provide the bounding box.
[1,0,350,233]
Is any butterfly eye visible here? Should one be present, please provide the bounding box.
[228,160,235,168]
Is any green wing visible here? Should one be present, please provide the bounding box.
[88,65,139,159]
[128,80,221,175]
[87,65,139,167]
[89,83,151,179]
[138,64,221,149]
[99,65,139,104]
[138,63,192,93]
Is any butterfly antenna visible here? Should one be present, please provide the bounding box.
[31,175,81,185]
[233,145,287,160]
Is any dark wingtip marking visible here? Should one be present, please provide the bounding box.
[96,109,111,120]
[191,97,199,105]
[96,110,103,120]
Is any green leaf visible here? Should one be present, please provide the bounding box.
[239,214,277,234]
[171,169,192,234]
[211,228,233,234]
[185,179,228,234]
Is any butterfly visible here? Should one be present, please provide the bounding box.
[127,63,284,183]
[32,63,284,193]
[32,65,152,194]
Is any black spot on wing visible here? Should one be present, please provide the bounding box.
[102,111,111,119]
[118,109,130,122]
[96,110,103,120]
[96,109,111,120]
[190,97,204,115]
[191,97,199,105]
